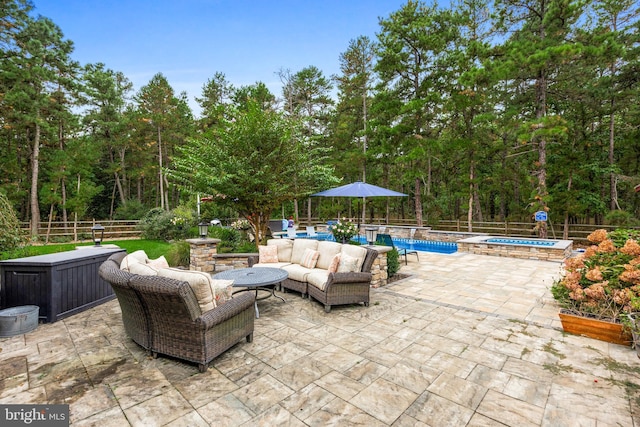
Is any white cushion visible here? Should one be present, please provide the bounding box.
[128,262,158,276]
[282,264,313,282]
[252,262,292,269]
[290,239,319,264]
[315,241,343,270]
[340,245,367,272]
[120,250,149,271]
[147,255,169,269]
[307,270,330,291]
[157,268,216,312]
[266,239,294,262]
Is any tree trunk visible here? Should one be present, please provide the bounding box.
[609,98,617,211]
[563,174,572,240]
[536,66,548,239]
[414,178,423,227]
[473,186,483,222]
[30,122,41,238]
[157,125,165,210]
[468,160,474,232]
[61,177,68,224]
[46,202,55,244]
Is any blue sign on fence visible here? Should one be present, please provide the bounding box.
[535,211,548,222]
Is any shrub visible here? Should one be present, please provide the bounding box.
[0,192,24,252]
[208,226,242,253]
[551,228,640,321]
[236,241,258,253]
[138,208,191,241]
[165,241,191,267]
[605,210,640,227]
[114,200,148,220]
[387,248,400,276]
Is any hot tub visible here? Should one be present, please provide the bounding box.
[457,235,572,261]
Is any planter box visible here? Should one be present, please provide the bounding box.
[559,310,632,346]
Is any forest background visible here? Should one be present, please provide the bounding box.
[1,0,639,243]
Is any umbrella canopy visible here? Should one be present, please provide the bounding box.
[312,181,407,198]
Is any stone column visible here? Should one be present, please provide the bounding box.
[368,246,391,288]
[186,238,221,273]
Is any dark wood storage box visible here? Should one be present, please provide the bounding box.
[0,248,125,323]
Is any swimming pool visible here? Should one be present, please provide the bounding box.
[298,233,458,254]
[367,237,458,254]
[457,235,573,261]
[485,237,556,247]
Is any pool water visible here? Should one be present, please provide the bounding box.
[299,233,458,254]
[485,238,556,247]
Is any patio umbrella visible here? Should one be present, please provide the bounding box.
[312,181,407,198]
[312,181,407,228]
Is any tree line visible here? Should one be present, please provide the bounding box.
[1,0,639,242]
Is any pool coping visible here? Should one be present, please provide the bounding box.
[456,235,573,262]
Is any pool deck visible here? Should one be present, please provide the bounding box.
[0,251,638,426]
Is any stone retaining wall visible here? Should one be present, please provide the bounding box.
[457,238,572,262]
[359,224,485,243]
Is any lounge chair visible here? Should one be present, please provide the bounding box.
[306,226,317,237]
[376,233,419,265]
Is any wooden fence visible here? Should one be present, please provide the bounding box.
[20,220,140,243]
[19,218,637,244]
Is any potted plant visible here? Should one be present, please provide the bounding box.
[551,228,640,346]
[330,218,359,244]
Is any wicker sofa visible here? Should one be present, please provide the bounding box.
[249,239,377,313]
[98,252,255,372]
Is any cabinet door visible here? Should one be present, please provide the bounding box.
[1,270,49,320]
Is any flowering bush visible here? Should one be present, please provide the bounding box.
[330,218,359,242]
[551,228,640,321]
[231,219,250,230]
[138,208,191,241]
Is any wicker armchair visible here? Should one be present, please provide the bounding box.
[307,247,377,313]
[128,275,255,372]
[98,252,151,350]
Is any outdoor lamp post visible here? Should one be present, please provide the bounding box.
[91,224,105,246]
[365,228,378,246]
[198,222,209,239]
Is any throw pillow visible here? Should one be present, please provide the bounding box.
[337,254,359,273]
[128,261,158,276]
[211,279,234,305]
[147,255,169,269]
[120,250,149,271]
[328,253,341,273]
[300,248,320,269]
[259,245,279,263]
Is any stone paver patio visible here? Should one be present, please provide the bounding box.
[1,251,639,426]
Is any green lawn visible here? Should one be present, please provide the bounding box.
[0,240,173,261]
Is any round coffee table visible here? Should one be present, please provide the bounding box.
[213,267,288,318]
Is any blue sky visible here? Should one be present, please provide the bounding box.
[34,0,410,116]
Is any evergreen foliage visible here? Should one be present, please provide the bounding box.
[0,0,639,235]
[387,248,400,277]
[0,192,24,251]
